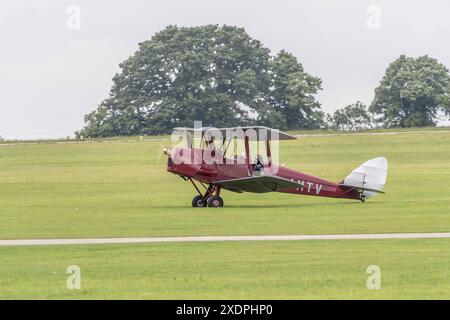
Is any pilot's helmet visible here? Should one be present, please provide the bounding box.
[205,135,215,143]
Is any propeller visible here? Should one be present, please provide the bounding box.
[155,139,169,164]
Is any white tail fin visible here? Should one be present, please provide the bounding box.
[342,157,388,199]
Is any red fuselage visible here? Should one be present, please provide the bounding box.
[167,147,361,201]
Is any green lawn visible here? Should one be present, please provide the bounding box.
[0,128,449,299]
[0,129,449,239]
[0,239,449,299]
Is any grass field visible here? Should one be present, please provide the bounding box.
[0,128,449,299]
[1,239,449,299]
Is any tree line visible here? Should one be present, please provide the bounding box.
[77,25,450,137]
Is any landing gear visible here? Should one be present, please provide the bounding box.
[192,195,207,207]
[360,194,366,203]
[189,178,224,208]
[207,196,224,208]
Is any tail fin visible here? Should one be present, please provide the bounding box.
[341,157,388,199]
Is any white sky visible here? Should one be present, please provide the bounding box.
[1,0,450,139]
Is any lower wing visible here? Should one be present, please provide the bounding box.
[214,175,301,193]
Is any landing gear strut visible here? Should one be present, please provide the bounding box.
[189,179,224,208]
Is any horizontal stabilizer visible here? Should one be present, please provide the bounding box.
[339,183,385,194]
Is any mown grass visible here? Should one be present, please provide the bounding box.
[0,129,449,239]
[0,239,449,299]
[0,128,449,299]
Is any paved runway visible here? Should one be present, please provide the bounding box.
[1,232,450,246]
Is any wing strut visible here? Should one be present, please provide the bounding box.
[244,135,252,176]
[266,139,272,167]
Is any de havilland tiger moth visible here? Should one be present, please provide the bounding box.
[163,126,388,208]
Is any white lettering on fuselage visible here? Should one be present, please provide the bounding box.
[292,180,322,195]
[316,183,323,195]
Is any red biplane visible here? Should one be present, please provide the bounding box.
[164,126,388,207]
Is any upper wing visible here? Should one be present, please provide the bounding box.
[214,175,301,193]
[173,126,297,141]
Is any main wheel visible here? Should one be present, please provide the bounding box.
[192,195,207,207]
[207,196,224,208]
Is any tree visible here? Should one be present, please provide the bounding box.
[370,55,450,127]
[268,51,324,130]
[330,101,374,131]
[77,25,324,137]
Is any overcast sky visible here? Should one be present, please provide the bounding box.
[1,0,450,139]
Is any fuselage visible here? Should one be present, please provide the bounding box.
[167,147,361,200]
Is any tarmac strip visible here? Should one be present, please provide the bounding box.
[1,232,450,246]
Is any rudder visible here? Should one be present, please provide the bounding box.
[341,157,388,199]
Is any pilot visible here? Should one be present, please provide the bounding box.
[252,154,264,176]
[205,136,215,148]
[204,135,218,159]
[204,136,216,152]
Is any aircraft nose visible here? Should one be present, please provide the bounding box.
[166,147,201,178]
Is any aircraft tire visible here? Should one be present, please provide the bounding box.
[207,196,224,208]
[192,195,207,207]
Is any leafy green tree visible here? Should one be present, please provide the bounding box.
[77,25,324,137]
[269,51,324,130]
[331,101,374,131]
[370,55,450,127]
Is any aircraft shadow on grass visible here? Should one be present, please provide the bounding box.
[157,201,385,210]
